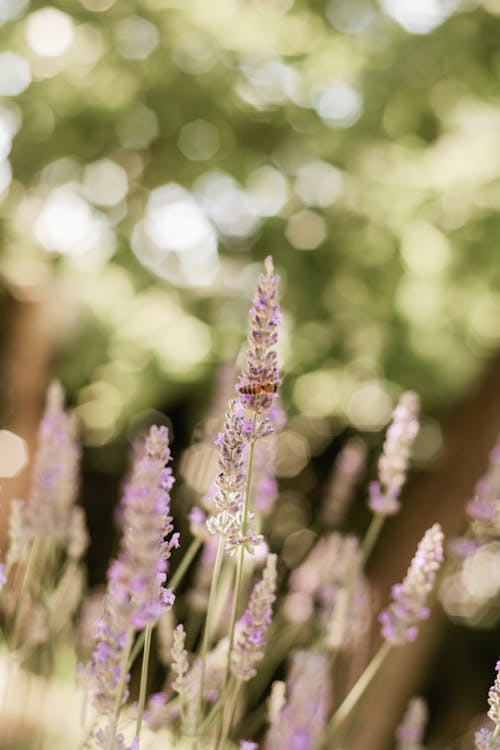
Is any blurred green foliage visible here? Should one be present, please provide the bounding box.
[1,0,500,446]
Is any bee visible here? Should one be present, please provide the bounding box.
[238,382,278,396]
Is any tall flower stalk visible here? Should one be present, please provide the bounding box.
[224,257,281,694]
[197,256,281,743]
[88,425,177,749]
[326,524,444,743]
[362,391,420,561]
[10,381,83,649]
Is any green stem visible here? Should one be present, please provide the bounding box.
[169,538,202,591]
[215,414,257,745]
[135,623,153,738]
[223,414,258,688]
[128,631,145,671]
[11,538,42,649]
[197,679,233,735]
[361,513,385,564]
[106,627,134,750]
[216,680,242,750]
[197,534,226,733]
[127,539,202,671]
[323,641,391,746]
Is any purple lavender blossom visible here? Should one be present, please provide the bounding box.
[241,742,259,750]
[475,660,500,749]
[475,726,500,749]
[379,524,444,644]
[111,425,178,630]
[460,438,500,544]
[368,391,420,516]
[264,651,331,750]
[231,553,277,681]
[0,563,6,590]
[237,256,281,414]
[23,381,82,545]
[206,399,265,554]
[89,426,177,715]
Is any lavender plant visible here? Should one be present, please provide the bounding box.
[0,256,497,750]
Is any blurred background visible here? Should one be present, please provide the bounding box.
[0,0,500,747]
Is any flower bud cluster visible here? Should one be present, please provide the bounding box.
[238,256,281,414]
[369,391,420,516]
[206,400,265,553]
[380,524,444,644]
[458,440,500,551]
[109,425,178,630]
[24,381,82,545]
[264,650,331,750]
[475,661,500,750]
[89,426,177,714]
[231,554,277,682]
[171,624,189,695]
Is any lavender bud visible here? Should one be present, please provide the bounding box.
[369,391,420,516]
[321,437,367,526]
[89,426,177,715]
[115,425,177,630]
[24,381,82,544]
[380,524,444,645]
[231,554,277,682]
[396,697,428,750]
[475,727,500,749]
[265,651,331,750]
[476,662,500,750]
[487,661,500,725]
[238,256,281,414]
[171,624,190,695]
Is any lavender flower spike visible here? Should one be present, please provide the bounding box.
[369,391,420,516]
[110,425,178,630]
[238,256,281,414]
[24,380,81,544]
[379,523,444,644]
[89,426,177,716]
[474,661,500,749]
[206,400,264,554]
[231,553,277,682]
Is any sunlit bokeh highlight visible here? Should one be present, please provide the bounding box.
[25,8,75,57]
[0,430,28,477]
[0,52,30,95]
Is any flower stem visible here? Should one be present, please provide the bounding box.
[169,538,202,591]
[128,540,202,671]
[216,413,257,744]
[197,534,226,734]
[223,414,258,688]
[216,679,242,750]
[323,641,392,746]
[135,622,153,738]
[11,538,44,649]
[361,513,385,564]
